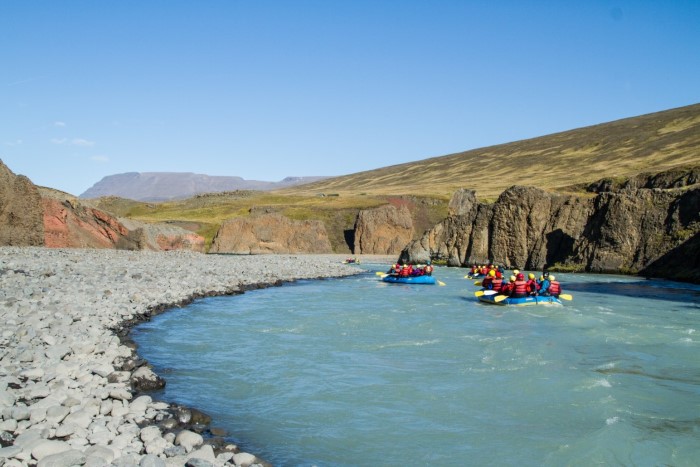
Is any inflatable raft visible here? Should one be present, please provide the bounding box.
[477,293,562,306]
[382,275,437,285]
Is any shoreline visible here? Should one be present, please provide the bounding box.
[0,248,387,466]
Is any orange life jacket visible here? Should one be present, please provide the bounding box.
[424,265,434,275]
[399,266,410,277]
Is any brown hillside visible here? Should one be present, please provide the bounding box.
[278,103,700,200]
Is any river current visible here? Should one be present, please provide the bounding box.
[131,265,700,466]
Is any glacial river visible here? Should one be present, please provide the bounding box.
[132,265,700,466]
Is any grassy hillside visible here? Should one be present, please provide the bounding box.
[88,103,700,251]
[90,191,449,252]
[278,103,700,200]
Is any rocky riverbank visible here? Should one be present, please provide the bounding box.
[0,248,363,466]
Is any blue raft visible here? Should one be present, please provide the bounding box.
[382,275,437,285]
[477,293,562,306]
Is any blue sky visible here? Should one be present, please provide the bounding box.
[2,1,699,196]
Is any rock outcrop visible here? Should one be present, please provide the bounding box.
[42,189,205,252]
[43,196,141,249]
[400,167,700,282]
[119,219,206,253]
[0,160,44,246]
[353,204,414,255]
[209,213,333,254]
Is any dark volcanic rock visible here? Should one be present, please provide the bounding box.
[0,159,44,246]
[401,169,700,282]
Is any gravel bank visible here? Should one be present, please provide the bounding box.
[0,247,365,467]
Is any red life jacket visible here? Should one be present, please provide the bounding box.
[512,280,528,297]
[490,278,503,291]
[482,276,493,287]
[548,281,561,296]
[525,279,537,294]
[399,266,410,277]
[424,265,434,275]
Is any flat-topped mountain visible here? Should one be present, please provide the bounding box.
[80,172,328,201]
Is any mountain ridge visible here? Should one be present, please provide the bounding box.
[80,172,329,201]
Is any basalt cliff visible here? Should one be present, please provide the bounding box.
[400,166,700,283]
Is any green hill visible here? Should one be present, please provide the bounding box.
[278,103,700,200]
[92,103,700,251]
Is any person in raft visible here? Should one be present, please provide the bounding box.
[526,273,539,295]
[423,260,434,276]
[538,272,551,294]
[540,274,562,297]
[489,270,504,291]
[500,275,516,295]
[482,269,496,288]
[510,272,529,298]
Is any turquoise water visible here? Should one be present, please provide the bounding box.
[131,266,700,466]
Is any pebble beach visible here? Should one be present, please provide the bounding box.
[0,247,365,467]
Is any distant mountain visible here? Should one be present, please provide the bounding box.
[79,172,329,201]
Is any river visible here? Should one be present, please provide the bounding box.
[131,265,700,466]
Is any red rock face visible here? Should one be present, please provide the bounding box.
[42,197,206,252]
[43,198,137,249]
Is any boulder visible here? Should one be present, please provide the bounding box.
[209,213,333,254]
[0,159,44,246]
[353,204,414,255]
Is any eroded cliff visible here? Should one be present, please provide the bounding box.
[209,213,333,254]
[400,167,700,283]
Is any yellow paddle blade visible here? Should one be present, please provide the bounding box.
[375,271,387,276]
[493,294,509,302]
[558,293,573,300]
[474,290,485,297]
[473,281,482,286]
[464,275,471,279]
[438,280,446,286]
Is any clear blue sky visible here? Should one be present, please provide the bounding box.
[2,1,699,196]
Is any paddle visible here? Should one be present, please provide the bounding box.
[558,293,573,301]
[493,294,509,303]
[473,280,482,286]
[437,280,446,286]
[474,290,485,297]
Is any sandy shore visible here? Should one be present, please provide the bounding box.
[0,248,387,466]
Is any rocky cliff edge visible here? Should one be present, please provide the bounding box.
[400,166,700,283]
